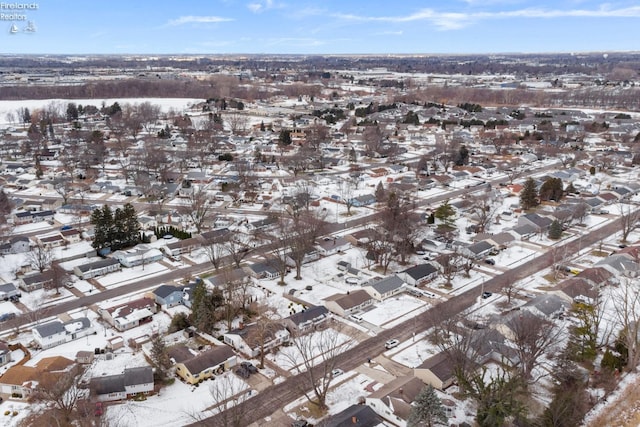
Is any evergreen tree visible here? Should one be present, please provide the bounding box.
[150,335,171,380]
[520,178,538,210]
[407,385,448,427]
[375,181,386,202]
[189,281,216,333]
[121,203,141,247]
[278,129,292,146]
[539,177,564,201]
[455,145,469,166]
[434,200,456,226]
[548,220,563,240]
[90,205,114,251]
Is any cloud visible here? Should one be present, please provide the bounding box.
[167,16,234,26]
[333,5,640,30]
[247,0,284,14]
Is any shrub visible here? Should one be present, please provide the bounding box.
[4,411,10,416]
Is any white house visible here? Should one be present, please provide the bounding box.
[112,245,163,268]
[32,318,94,350]
[363,275,406,301]
[223,322,290,358]
[315,237,351,257]
[91,366,154,402]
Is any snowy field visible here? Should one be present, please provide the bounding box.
[97,262,168,288]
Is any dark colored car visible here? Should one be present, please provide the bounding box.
[482,291,493,299]
[484,258,495,265]
[241,362,258,374]
[235,367,250,379]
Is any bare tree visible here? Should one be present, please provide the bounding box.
[286,209,326,280]
[338,178,356,216]
[613,278,640,370]
[180,186,213,233]
[225,111,249,135]
[31,364,87,422]
[506,312,562,381]
[202,229,230,270]
[618,204,640,243]
[47,262,71,295]
[252,303,282,369]
[200,372,251,427]
[468,190,499,233]
[438,251,462,288]
[224,232,254,268]
[281,326,353,410]
[27,242,53,273]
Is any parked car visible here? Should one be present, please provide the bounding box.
[235,367,250,379]
[349,314,364,323]
[95,402,103,417]
[484,258,496,265]
[241,361,258,374]
[291,420,310,427]
[331,368,344,377]
[0,313,16,322]
[385,339,399,349]
[482,291,493,299]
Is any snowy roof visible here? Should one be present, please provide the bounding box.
[182,346,235,375]
[34,320,65,338]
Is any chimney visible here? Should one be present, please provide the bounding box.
[399,388,403,394]
[352,416,358,424]
[239,322,244,330]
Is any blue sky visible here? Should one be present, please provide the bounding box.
[1,0,638,54]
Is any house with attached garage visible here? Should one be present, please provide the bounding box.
[99,297,157,332]
[282,305,330,334]
[414,351,458,390]
[174,346,237,385]
[73,258,122,280]
[18,271,53,292]
[223,322,290,358]
[398,264,438,287]
[32,317,93,350]
[0,283,21,301]
[323,289,375,318]
[0,356,75,400]
[152,283,194,309]
[112,245,163,268]
[365,376,427,427]
[91,366,154,402]
[315,236,351,257]
[363,274,406,301]
[0,236,30,255]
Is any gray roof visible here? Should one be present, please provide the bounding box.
[182,346,235,375]
[124,366,153,386]
[34,320,65,338]
[401,264,438,280]
[511,223,538,236]
[287,306,328,326]
[0,283,18,293]
[318,404,384,427]
[366,275,405,294]
[524,294,569,317]
[91,373,125,395]
[153,284,182,299]
[467,240,494,255]
[77,257,120,272]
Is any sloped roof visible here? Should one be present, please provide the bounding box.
[401,264,438,280]
[366,275,405,294]
[182,346,235,375]
[325,289,372,310]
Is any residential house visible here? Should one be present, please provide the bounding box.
[460,240,495,259]
[596,254,640,278]
[153,284,189,309]
[517,213,553,233]
[323,290,375,317]
[0,283,21,301]
[553,277,600,305]
[100,297,157,332]
[349,194,377,207]
[36,233,66,249]
[32,317,93,350]
[318,404,385,427]
[414,351,456,390]
[75,351,95,365]
[285,248,320,267]
[508,223,538,240]
[91,366,154,402]
[0,356,74,400]
[73,258,122,279]
[0,236,30,255]
[0,342,11,367]
[523,294,570,319]
[345,229,376,247]
[174,346,237,385]
[398,264,438,286]
[13,210,55,225]
[315,237,351,257]
[247,261,279,280]
[61,228,82,244]
[282,306,330,334]
[163,237,201,257]
[365,376,426,427]
[18,270,53,292]
[480,232,515,249]
[223,322,290,358]
[363,275,406,301]
[112,245,163,268]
